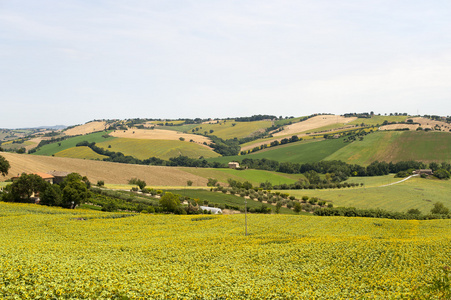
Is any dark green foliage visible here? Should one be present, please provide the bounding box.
[97,180,105,187]
[128,178,146,189]
[431,202,450,215]
[2,173,48,202]
[207,178,218,187]
[0,155,10,176]
[60,173,89,208]
[208,136,240,156]
[434,169,450,180]
[159,192,181,212]
[395,171,410,178]
[40,184,62,206]
[315,206,450,220]
[407,208,421,215]
[234,115,277,122]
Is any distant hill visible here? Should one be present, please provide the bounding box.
[3,113,451,167]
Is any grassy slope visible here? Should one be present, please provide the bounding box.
[348,115,408,126]
[287,176,451,214]
[161,120,273,140]
[386,131,451,163]
[96,138,220,160]
[325,131,401,166]
[209,137,348,164]
[54,146,109,160]
[166,189,296,214]
[326,131,451,165]
[33,131,115,156]
[180,168,302,186]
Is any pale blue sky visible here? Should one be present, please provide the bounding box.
[1,0,450,128]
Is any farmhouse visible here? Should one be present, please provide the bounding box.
[48,170,69,184]
[228,162,240,169]
[11,171,69,184]
[12,172,55,184]
[413,169,434,175]
[200,206,223,214]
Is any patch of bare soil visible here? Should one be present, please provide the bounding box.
[64,121,107,136]
[273,115,357,137]
[1,152,207,186]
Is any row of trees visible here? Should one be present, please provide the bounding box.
[238,158,444,178]
[314,202,450,220]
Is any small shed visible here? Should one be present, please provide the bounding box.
[48,171,69,184]
[200,206,223,214]
[228,162,240,169]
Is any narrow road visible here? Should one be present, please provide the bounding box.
[379,174,419,187]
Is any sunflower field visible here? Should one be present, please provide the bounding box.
[0,202,450,299]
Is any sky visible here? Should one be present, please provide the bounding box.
[1,0,451,128]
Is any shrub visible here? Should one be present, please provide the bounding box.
[97,180,105,187]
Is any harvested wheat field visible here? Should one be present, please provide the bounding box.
[379,124,420,131]
[273,115,357,137]
[0,152,207,186]
[410,117,451,131]
[64,121,107,136]
[110,128,211,145]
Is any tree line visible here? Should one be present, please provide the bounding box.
[314,202,450,220]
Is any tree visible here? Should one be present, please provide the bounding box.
[60,173,89,208]
[294,202,302,213]
[6,173,47,202]
[407,208,421,215]
[159,192,180,212]
[207,178,218,187]
[431,202,450,215]
[434,169,450,180]
[40,184,62,206]
[136,179,146,190]
[187,180,193,186]
[0,155,10,176]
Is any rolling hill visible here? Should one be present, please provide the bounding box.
[325,131,451,165]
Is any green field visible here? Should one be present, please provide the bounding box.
[54,146,109,160]
[166,189,297,214]
[209,137,348,164]
[158,123,198,132]
[287,176,451,214]
[96,138,220,160]
[326,131,451,165]
[1,202,450,298]
[274,116,306,126]
[180,167,302,186]
[348,115,409,126]
[163,120,272,140]
[32,131,115,156]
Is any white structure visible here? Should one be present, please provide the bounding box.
[228,162,240,169]
[200,206,222,214]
